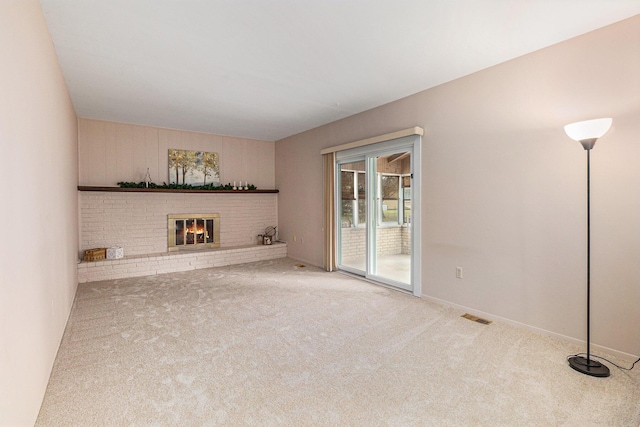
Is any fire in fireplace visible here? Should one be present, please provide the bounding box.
[168,214,220,251]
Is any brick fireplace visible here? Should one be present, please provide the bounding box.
[78,189,285,282]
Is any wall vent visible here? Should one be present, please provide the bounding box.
[461,313,492,325]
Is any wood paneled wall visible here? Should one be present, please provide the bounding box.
[78,118,275,189]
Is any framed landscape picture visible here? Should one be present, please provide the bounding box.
[168,149,220,186]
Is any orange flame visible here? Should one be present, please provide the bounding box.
[186,225,206,235]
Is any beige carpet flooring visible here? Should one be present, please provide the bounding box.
[36,258,640,426]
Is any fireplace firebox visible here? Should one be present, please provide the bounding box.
[168,214,220,251]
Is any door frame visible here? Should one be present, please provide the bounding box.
[335,134,421,296]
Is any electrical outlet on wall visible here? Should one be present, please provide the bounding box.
[456,267,463,279]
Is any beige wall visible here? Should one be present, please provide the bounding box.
[78,118,275,189]
[0,1,78,425]
[276,16,640,357]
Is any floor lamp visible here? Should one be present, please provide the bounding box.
[564,117,612,378]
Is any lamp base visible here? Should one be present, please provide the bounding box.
[568,355,610,377]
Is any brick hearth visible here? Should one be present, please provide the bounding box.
[78,243,287,283]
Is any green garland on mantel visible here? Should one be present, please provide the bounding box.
[117,181,257,191]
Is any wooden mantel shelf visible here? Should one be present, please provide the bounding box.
[78,186,278,194]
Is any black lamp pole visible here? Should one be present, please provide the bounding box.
[567,138,610,377]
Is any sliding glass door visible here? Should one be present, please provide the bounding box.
[336,136,419,293]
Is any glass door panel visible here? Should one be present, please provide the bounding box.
[338,161,366,274]
[370,152,411,289]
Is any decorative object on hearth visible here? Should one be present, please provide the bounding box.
[106,246,124,259]
[83,248,106,261]
[168,149,220,186]
[263,226,277,245]
[563,117,613,378]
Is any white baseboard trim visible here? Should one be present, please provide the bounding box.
[422,294,639,363]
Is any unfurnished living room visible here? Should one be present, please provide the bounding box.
[2,1,640,426]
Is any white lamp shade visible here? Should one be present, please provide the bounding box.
[564,118,612,142]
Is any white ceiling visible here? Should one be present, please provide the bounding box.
[40,1,640,141]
